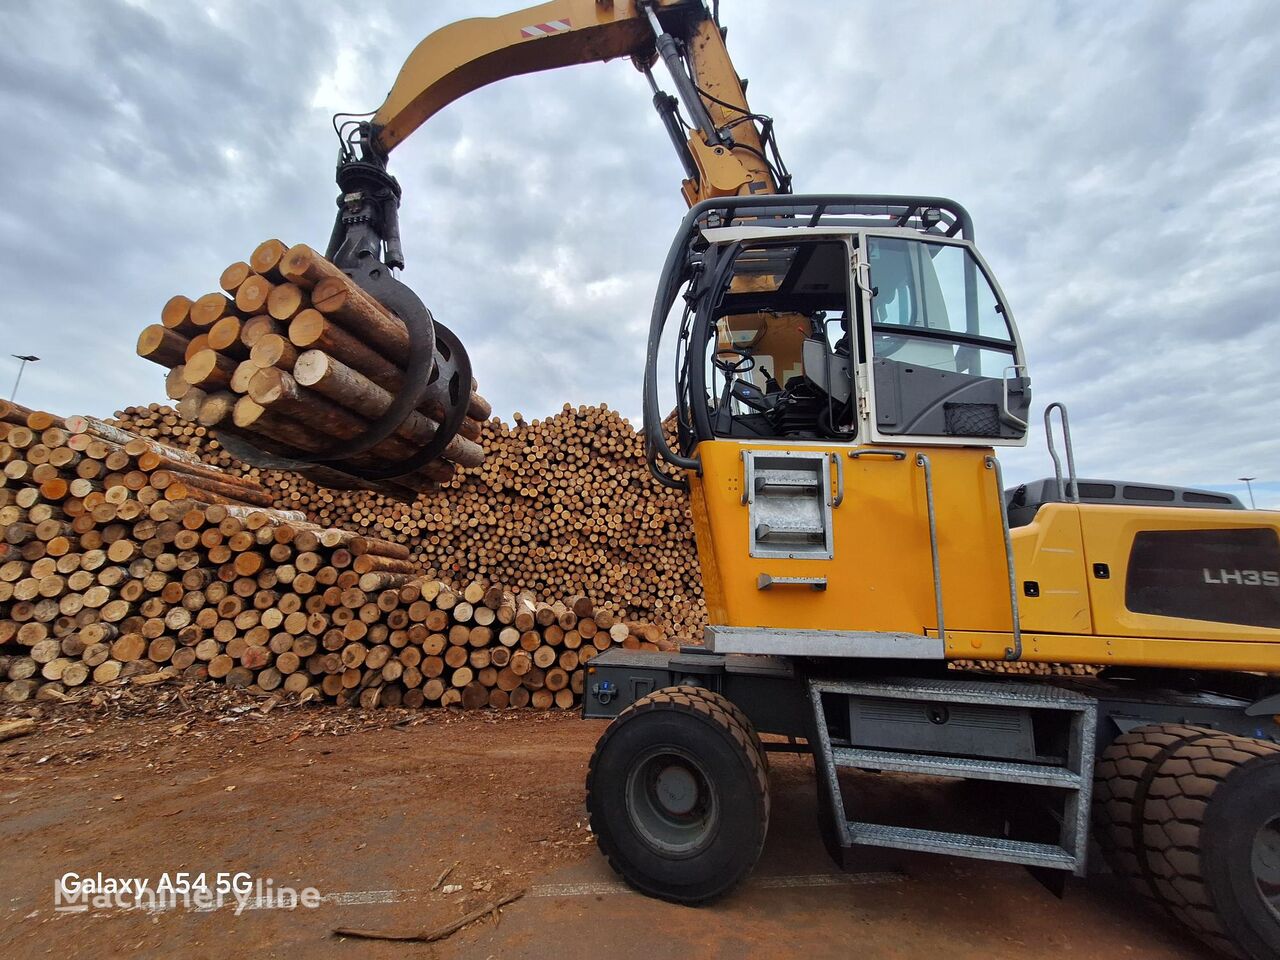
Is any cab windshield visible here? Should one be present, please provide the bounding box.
[693,238,856,441]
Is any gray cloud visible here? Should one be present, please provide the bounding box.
[1,0,1276,506]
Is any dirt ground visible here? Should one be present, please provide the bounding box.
[0,692,1220,960]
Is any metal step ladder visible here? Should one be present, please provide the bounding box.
[806,676,1097,875]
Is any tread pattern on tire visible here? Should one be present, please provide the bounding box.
[586,685,770,901]
[712,688,770,777]
[1095,724,1280,959]
[1094,724,1216,895]
[1143,732,1280,958]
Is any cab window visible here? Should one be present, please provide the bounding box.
[697,239,856,441]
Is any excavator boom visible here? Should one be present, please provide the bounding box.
[215,0,794,491]
[371,0,660,152]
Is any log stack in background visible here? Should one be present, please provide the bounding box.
[136,240,492,499]
[0,400,672,707]
[108,400,708,641]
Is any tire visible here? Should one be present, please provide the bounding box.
[692,682,770,778]
[1142,732,1280,959]
[1094,724,1212,894]
[1201,752,1280,960]
[585,685,770,904]
[1094,724,1280,959]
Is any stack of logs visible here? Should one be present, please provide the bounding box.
[0,400,672,706]
[136,240,492,499]
[110,401,708,640]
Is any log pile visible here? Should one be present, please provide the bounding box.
[952,659,1097,677]
[0,400,671,706]
[138,240,492,499]
[109,401,708,640]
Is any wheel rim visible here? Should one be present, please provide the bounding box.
[1252,814,1280,923]
[625,745,718,857]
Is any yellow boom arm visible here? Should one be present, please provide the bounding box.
[367,0,785,206]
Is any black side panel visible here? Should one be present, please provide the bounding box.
[1125,528,1280,629]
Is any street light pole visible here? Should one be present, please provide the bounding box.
[1239,476,1257,510]
[9,354,39,402]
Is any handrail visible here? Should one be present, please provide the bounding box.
[915,454,945,646]
[689,192,975,239]
[985,454,1023,661]
[642,204,702,489]
[1044,402,1079,502]
[1000,364,1029,430]
[848,449,908,460]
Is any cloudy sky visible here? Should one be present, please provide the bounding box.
[2,0,1277,506]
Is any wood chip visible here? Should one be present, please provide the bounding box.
[0,718,37,742]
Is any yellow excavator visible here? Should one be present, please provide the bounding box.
[292,2,1280,956]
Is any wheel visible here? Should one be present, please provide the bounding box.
[1198,750,1280,960]
[1094,724,1280,959]
[585,685,770,904]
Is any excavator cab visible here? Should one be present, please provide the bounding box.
[649,195,1031,467]
[641,194,1033,651]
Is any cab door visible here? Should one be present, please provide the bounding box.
[855,230,1030,446]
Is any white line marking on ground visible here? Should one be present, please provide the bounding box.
[527,872,903,898]
[320,889,415,906]
[756,872,904,889]
[529,881,632,897]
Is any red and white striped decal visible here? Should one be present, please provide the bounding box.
[519,18,572,39]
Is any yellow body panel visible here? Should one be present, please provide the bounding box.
[987,502,1280,671]
[1005,503,1093,635]
[692,441,1280,674]
[690,440,1013,634]
[1074,503,1280,644]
